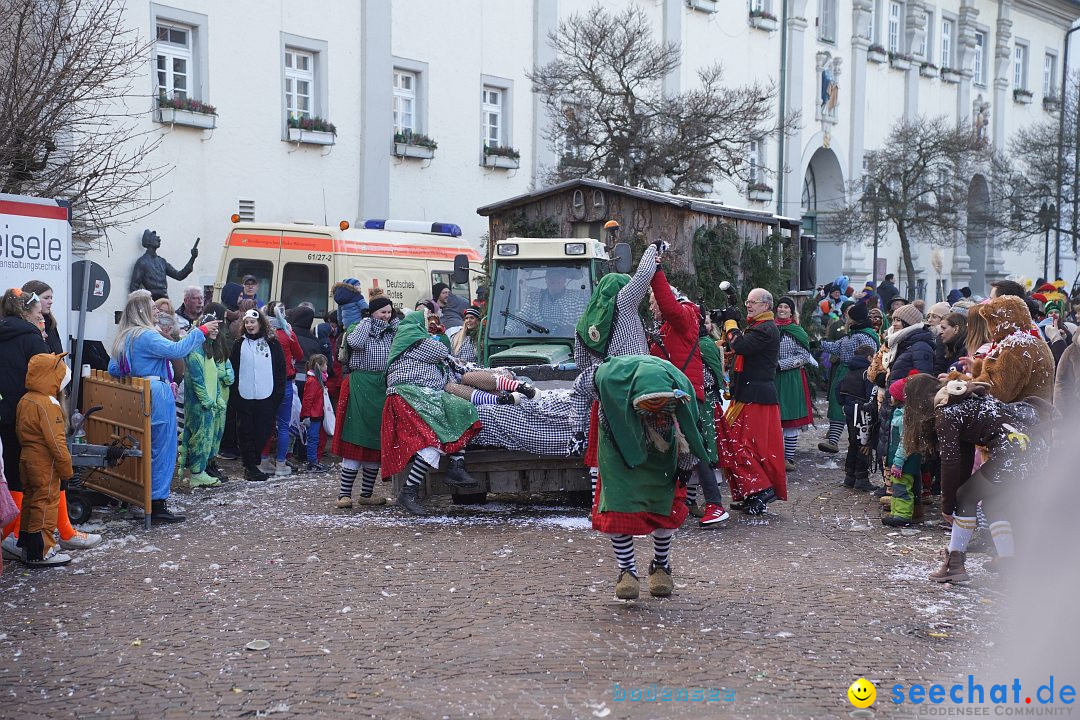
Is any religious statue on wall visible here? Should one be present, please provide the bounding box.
[973,96,990,145]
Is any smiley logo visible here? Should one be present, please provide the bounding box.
[847,678,876,708]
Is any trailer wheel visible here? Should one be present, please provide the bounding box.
[65,490,94,525]
[451,492,488,505]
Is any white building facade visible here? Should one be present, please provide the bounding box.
[80,0,1080,336]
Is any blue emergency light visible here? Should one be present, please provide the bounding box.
[362,219,462,236]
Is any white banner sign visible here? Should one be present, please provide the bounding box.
[0,193,72,348]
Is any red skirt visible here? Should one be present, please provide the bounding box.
[584,401,599,468]
[781,370,814,429]
[331,374,381,463]
[591,472,688,536]
[380,394,481,476]
[721,402,787,502]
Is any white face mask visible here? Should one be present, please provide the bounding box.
[60,363,72,392]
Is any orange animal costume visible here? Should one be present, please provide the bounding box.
[16,354,73,562]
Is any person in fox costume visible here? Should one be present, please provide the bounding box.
[716,288,787,515]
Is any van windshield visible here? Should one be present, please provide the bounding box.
[488,261,590,340]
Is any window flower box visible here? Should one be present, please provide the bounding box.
[748,183,774,202]
[920,62,939,78]
[156,97,217,129]
[1044,95,1062,112]
[941,68,961,83]
[686,0,718,13]
[393,131,437,160]
[288,116,337,145]
[889,52,913,71]
[867,45,887,63]
[749,11,778,31]
[1013,89,1034,105]
[482,145,521,169]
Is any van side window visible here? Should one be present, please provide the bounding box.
[430,270,470,301]
[282,262,329,316]
[227,259,273,300]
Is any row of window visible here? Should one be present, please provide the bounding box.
[812,0,1059,97]
[154,18,514,147]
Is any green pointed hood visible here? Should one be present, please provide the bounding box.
[576,273,631,355]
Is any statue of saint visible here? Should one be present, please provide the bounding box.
[129,229,199,300]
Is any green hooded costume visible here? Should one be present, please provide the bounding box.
[576,273,631,357]
[387,311,478,443]
[595,355,710,515]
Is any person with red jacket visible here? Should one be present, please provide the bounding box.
[648,269,728,525]
[263,301,305,477]
[300,354,329,473]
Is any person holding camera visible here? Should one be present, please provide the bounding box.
[716,288,786,515]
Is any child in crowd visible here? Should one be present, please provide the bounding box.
[881,375,922,527]
[837,344,877,490]
[333,278,368,331]
[301,354,329,473]
[16,354,74,567]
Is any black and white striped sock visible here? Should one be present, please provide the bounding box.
[783,430,799,462]
[589,467,598,499]
[338,465,359,499]
[359,467,379,497]
[610,534,635,572]
[652,529,673,569]
[685,483,699,504]
[406,455,433,487]
[826,421,844,446]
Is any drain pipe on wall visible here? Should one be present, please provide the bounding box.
[776,0,790,219]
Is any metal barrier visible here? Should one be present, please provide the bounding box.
[80,370,153,528]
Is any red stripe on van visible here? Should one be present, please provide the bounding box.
[333,239,480,260]
[228,232,280,248]
[282,235,334,251]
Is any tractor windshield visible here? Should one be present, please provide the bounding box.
[487,261,590,340]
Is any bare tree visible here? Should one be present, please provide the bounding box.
[991,70,1080,275]
[0,0,168,249]
[830,116,990,295]
[528,4,789,196]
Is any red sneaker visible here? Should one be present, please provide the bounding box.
[700,503,730,526]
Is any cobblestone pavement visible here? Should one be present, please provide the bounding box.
[0,425,1003,720]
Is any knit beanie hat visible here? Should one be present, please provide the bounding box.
[928,302,951,319]
[464,306,482,320]
[892,304,923,327]
[776,296,797,317]
[432,282,449,300]
[846,301,870,326]
[368,296,393,315]
[889,377,908,404]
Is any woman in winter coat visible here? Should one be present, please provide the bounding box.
[902,374,1055,583]
[20,280,62,353]
[230,309,286,482]
[333,296,398,508]
[817,302,880,453]
[774,296,817,471]
[874,304,936,467]
[933,312,968,376]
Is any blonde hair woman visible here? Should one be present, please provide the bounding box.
[109,290,219,523]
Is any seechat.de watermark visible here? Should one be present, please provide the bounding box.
[890,675,1076,716]
[612,682,735,703]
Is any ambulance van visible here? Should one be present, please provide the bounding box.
[214,219,481,315]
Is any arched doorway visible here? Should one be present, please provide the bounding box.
[803,147,845,285]
[966,174,990,296]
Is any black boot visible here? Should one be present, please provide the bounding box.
[495,391,518,405]
[852,474,876,492]
[206,461,229,482]
[150,499,186,524]
[742,487,777,515]
[244,465,268,482]
[516,380,537,399]
[443,456,479,488]
[397,484,427,515]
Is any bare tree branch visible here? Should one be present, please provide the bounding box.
[528,4,795,196]
[0,0,171,250]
